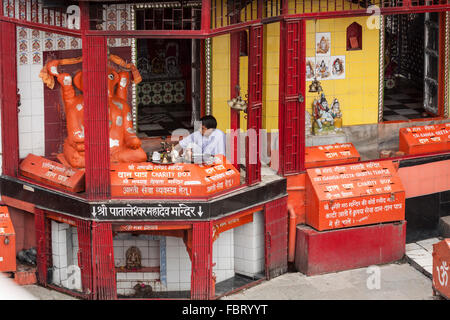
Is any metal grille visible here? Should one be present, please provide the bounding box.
[135,6,201,30]
[264,0,284,18]
[279,20,306,175]
[88,2,202,31]
[286,1,450,15]
[246,24,263,185]
[264,196,288,279]
[191,222,211,300]
[2,0,70,27]
[35,209,47,285]
[76,219,93,299]
[0,21,19,177]
[92,222,117,300]
[211,0,258,29]
[82,35,111,199]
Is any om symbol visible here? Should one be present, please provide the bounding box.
[436,261,449,287]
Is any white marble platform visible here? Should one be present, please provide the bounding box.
[405,237,442,279]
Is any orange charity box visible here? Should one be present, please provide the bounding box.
[110,154,240,198]
[305,143,360,169]
[306,160,405,231]
[432,238,450,299]
[0,206,16,272]
[19,154,85,193]
[399,124,450,155]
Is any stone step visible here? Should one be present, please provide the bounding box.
[438,216,450,238]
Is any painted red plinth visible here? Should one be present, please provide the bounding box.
[14,270,37,286]
[294,221,406,276]
[432,238,450,299]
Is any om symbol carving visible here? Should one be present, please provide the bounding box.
[436,261,449,287]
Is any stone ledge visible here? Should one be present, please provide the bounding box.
[438,216,450,238]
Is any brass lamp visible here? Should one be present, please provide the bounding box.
[227,95,248,112]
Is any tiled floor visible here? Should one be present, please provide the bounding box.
[405,237,442,279]
[383,79,431,122]
[137,104,194,137]
[215,273,265,297]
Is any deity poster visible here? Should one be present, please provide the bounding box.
[331,56,346,80]
[315,56,332,80]
[316,32,331,57]
[306,57,316,80]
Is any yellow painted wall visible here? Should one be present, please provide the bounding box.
[239,50,248,128]
[305,17,380,126]
[211,34,231,132]
[263,22,280,131]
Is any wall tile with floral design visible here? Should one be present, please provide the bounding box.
[18,27,29,40]
[18,52,29,65]
[32,52,42,65]
[31,39,41,52]
[70,38,80,50]
[18,39,29,53]
[57,38,66,50]
[44,38,54,51]
[31,29,41,40]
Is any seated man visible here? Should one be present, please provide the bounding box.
[176,115,226,159]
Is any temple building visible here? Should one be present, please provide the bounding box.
[1,0,450,299]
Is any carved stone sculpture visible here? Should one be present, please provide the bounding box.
[125,246,142,270]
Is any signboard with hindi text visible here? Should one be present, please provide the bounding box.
[305,143,360,168]
[19,154,85,193]
[110,154,240,198]
[90,203,208,220]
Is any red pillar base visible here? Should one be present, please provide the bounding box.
[14,269,37,286]
[294,221,406,276]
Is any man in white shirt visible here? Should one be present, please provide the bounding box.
[176,115,226,157]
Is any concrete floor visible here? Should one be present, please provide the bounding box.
[8,262,442,300]
[222,262,440,300]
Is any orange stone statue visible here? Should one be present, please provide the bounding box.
[39,55,147,168]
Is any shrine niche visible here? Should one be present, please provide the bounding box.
[347,22,362,51]
[39,54,147,168]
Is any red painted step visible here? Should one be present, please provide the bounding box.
[294,221,406,276]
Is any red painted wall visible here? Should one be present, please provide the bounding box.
[8,207,36,254]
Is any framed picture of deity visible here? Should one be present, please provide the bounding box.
[315,57,332,80]
[316,32,331,57]
[306,57,316,80]
[331,56,346,79]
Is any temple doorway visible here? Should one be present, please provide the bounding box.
[382,13,441,121]
[136,38,201,138]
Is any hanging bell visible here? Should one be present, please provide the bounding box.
[309,78,323,93]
